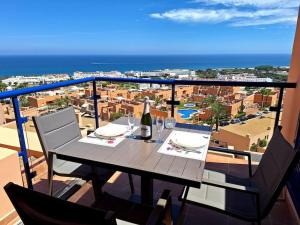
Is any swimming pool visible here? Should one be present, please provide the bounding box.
[177,109,198,119]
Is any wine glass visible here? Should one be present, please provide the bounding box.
[156,117,164,143]
[127,112,135,135]
[165,117,176,129]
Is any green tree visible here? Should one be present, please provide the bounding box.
[250,143,258,152]
[154,96,162,106]
[239,100,245,113]
[260,88,272,109]
[51,97,70,108]
[258,139,268,148]
[101,81,110,88]
[255,65,274,71]
[0,82,7,92]
[203,95,217,106]
[203,95,227,131]
[19,96,29,107]
[211,101,227,131]
[17,82,29,89]
[110,112,124,121]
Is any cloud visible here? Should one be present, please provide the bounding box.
[150,7,298,26]
[150,0,299,27]
[191,0,300,8]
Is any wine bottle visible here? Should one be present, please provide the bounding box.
[140,96,152,140]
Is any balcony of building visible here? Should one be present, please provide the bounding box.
[1,9,300,225]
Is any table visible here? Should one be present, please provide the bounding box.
[48,117,211,205]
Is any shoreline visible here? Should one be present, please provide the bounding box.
[0,65,290,78]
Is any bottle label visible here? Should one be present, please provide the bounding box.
[141,125,151,137]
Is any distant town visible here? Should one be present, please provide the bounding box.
[0,66,289,156]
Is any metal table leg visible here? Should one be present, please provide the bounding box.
[141,176,153,206]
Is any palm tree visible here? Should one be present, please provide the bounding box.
[203,95,226,131]
[203,95,217,106]
[260,88,272,109]
[211,101,226,131]
[154,96,162,107]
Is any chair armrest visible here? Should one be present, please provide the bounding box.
[202,178,259,195]
[146,190,173,225]
[209,146,250,157]
[208,146,253,177]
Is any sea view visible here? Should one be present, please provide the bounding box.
[0,54,291,77]
[1,1,300,225]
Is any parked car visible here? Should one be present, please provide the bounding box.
[231,118,240,124]
[219,121,230,126]
[247,114,256,119]
[256,112,263,116]
[240,116,248,121]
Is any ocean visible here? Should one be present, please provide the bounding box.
[0,54,291,77]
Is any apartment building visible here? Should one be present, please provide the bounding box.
[253,91,278,107]
[141,89,172,101]
[193,86,241,96]
[212,115,274,151]
[175,86,194,99]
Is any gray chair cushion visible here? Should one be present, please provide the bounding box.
[181,169,258,220]
[182,185,257,219]
[180,127,299,221]
[54,161,114,181]
[202,169,252,187]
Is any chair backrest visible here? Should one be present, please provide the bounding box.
[251,127,300,218]
[33,106,82,163]
[4,182,116,225]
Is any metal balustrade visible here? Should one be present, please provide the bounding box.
[0,76,296,189]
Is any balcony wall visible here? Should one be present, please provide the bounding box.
[282,10,300,143]
[0,148,22,224]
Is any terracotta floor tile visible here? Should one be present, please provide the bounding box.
[29,154,297,225]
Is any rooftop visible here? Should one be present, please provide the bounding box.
[221,113,275,137]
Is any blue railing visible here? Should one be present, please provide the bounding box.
[0,77,296,189]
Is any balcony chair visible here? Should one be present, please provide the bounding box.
[33,106,135,197]
[5,182,172,225]
[179,127,300,225]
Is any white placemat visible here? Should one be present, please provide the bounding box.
[79,125,138,148]
[157,130,210,160]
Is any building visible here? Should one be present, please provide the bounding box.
[253,91,278,107]
[73,71,124,79]
[0,104,5,125]
[212,114,275,151]
[217,73,273,82]
[1,74,70,85]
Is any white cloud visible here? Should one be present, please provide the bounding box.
[150,7,298,26]
[191,0,299,8]
[231,16,297,26]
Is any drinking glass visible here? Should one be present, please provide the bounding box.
[165,117,176,129]
[127,113,135,135]
[156,117,164,143]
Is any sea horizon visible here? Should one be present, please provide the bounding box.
[0,54,291,77]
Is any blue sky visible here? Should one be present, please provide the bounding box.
[0,0,299,55]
